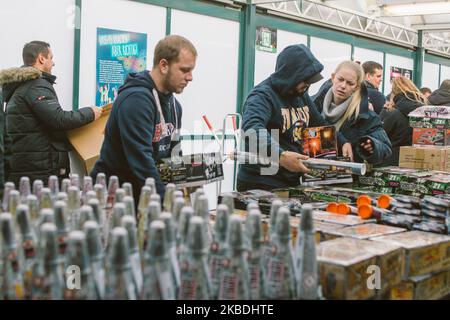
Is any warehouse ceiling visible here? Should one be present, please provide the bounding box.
[323,0,450,52]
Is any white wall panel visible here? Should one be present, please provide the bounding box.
[384,54,414,95]
[422,61,440,92]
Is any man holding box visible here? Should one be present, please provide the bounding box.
[0,41,102,185]
[92,35,197,200]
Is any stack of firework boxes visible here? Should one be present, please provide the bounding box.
[400,106,450,172]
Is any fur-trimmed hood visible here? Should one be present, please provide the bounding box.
[0,66,41,85]
[0,67,42,103]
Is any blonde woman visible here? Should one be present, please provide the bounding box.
[313,60,392,165]
[380,76,427,165]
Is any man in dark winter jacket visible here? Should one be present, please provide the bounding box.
[91,35,197,200]
[237,44,333,191]
[0,41,101,186]
[362,61,386,114]
[428,80,450,106]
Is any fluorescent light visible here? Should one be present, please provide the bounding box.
[384,2,450,16]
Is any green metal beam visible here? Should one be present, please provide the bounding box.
[166,7,172,35]
[414,30,425,88]
[240,1,257,112]
[131,0,242,22]
[382,52,386,95]
[72,0,82,111]
[351,44,354,61]
[439,64,442,88]
[425,53,450,67]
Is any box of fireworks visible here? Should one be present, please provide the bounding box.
[423,171,450,196]
[327,223,406,240]
[389,269,450,300]
[295,186,371,204]
[371,231,450,277]
[312,210,376,226]
[157,152,224,186]
[289,217,345,245]
[408,106,450,129]
[317,237,378,300]
[218,191,303,215]
[300,125,337,158]
[67,103,112,174]
[398,170,435,196]
[399,146,450,172]
[412,128,450,146]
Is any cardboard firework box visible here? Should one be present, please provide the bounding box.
[316,237,378,300]
[399,146,450,172]
[371,231,450,278]
[320,237,405,297]
[412,128,450,147]
[157,152,224,186]
[389,269,450,300]
[409,106,450,130]
[299,126,353,186]
[289,216,345,246]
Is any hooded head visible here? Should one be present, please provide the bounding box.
[270,44,324,97]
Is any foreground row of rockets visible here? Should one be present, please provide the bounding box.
[0,174,320,300]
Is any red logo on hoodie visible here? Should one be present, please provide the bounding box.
[153,123,162,142]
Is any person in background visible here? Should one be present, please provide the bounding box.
[313,60,392,165]
[91,35,197,200]
[428,80,450,106]
[380,76,427,166]
[313,61,386,115]
[0,41,102,186]
[361,61,386,114]
[420,87,432,99]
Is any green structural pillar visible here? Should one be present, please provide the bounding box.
[72,0,82,111]
[239,1,257,113]
[414,30,425,89]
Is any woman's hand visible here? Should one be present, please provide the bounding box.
[342,143,354,162]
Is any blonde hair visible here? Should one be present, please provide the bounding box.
[391,76,428,105]
[332,61,365,130]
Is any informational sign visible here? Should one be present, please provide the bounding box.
[96,27,147,106]
[390,66,413,81]
[256,26,277,53]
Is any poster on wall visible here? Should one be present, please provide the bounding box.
[256,26,277,53]
[390,66,413,81]
[96,27,147,106]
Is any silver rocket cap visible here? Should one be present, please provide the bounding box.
[270,200,283,229]
[39,223,59,266]
[246,209,263,249]
[95,173,107,189]
[187,216,206,254]
[82,176,93,194]
[112,203,127,228]
[115,188,126,204]
[147,220,168,259]
[19,176,31,198]
[48,175,59,195]
[148,201,162,223]
[0,212,16,250]
[171,197,185,224]
[16,204,34,239]
[61,178,71,194]
[177,206,194,246]
[123,196,136,217]
[159,212,175,245]
[79,205,95,229]
[40,188,53,209]
[300,204,314,231]
[109,227,131,269]
[56,192,68,202]
[54,201,69,235]
[84,220,103,259]
[32,179,44,198]
[70,173,80,188]
[214,204,230,243]
[122,182,133,197]
[121,215,138,251]
[275,207,291,242]
[227,215,245,253]
[246,201,259,213]
[107,176,119,196]
[163,183,176,212]
[150,194,161,204]
[67,230,91,271]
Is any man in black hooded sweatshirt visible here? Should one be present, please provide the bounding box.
[92,35,197,200]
